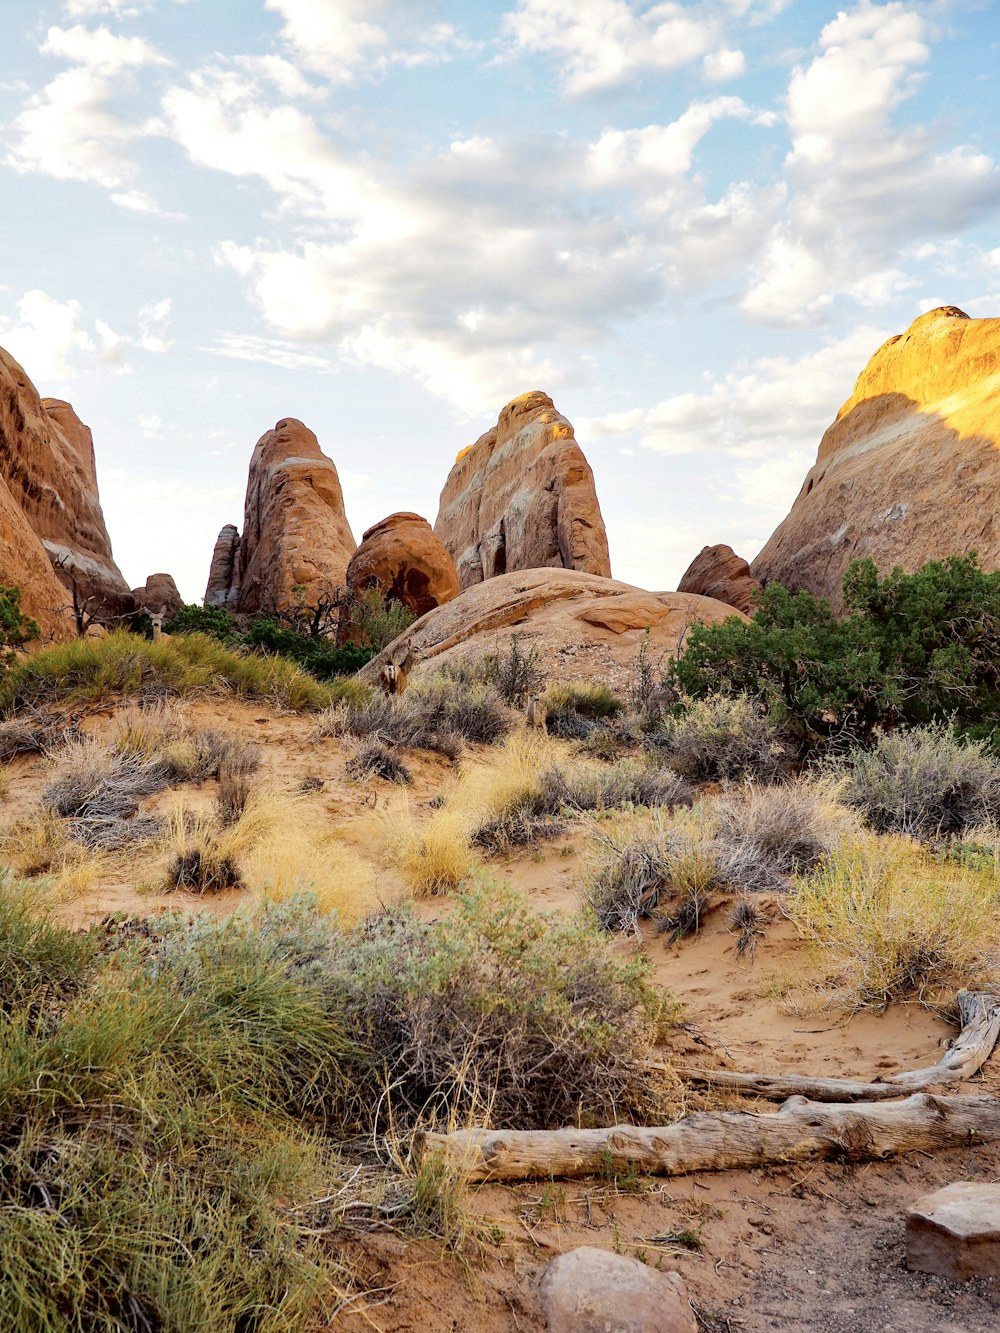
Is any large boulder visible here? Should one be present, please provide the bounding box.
[360,567,745,694]
[539,1247,696,1333]
[435,391,611,589]
[752,307,1000,612]
[132,573,183,620]
[344,512,459,630]
[0,347,131,634]
[678,544,759,614]
[236,418,356,615]
[204,523,241,608]
[907,1182,1000,1281]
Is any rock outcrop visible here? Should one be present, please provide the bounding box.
[204,524,241,608]
[435,391,611,589]
[0,346,131,634]
[678,544,759,614]
[752,307,1000,612]
[344,512,459,627]
[236,419,356,614]
[539,1248,696,1333]
[132,573,183,620]
[361,568,745,693]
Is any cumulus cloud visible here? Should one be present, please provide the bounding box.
[743,1,1000,324]
[6,24,167,198]
[0,290,130,382]
[703,47,746,82]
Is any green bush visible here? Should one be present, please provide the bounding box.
[243,618,374,678]
[338,587,416,651]
[163,603,235,638]
[0,586,39,673]
[674,554,1000,752]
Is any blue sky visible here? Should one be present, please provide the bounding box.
[1,0,999,603]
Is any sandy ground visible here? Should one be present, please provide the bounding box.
[5,693,1000,1332]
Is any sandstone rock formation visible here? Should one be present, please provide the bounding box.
[0,346,131,635]
[132,573,183,620]
[361,568,745,693]
[435,391,611,589]
[752,307,1000,612]
[678,544,759,614]
[907,1182,1000,1281]
[539,1247,696,1333]
[204,524,241,608]
[236,419,356,615]
[344,512,459,628]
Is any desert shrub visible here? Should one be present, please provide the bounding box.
[346,740,412,784]
[337,587,415,652]
[544,680,623,738]
[388,804,477,895]
[537,760,692,815]
[654,693,788,782]
[318,883,678,1130]
[163,602,235,639]
[676,554,1000,752]
[215,740,262,825]
[833,724,1000,840]
[42,737,167,819]
[0,876,97,1010]
[317,672,511,755]
[243,618,374,678]
[710,780,857,893]
[482,634,544,704]
[0,631,364,714]
[792,837,1000,1007]
[0,584,39,676]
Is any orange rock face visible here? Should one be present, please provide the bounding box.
[0,346,131,634]
[132,573,183,620]
[204,524,241,609]
[435,391,611,589]
[344,512,459,625]
[236,419,357,614]
[362,568,745,691]
[678,544,760,615]
[752,307,1000,611]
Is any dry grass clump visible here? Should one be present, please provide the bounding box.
[791,835,1000,1007]
[346,740,412,785]
[832,724,1000,840]
[0,630,363,715]
[710,779,859,893]
[320,882,679,1131]
[387,802,478,896]
[653,693,788,783]
[543,680,623,739]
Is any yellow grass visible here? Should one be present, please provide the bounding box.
[791,833,1000,1007]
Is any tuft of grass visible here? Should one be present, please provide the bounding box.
[543,681,623,739]
[346,740,413,785]
[387,801,478,896]
[653,693,788,783]
[832,724,1000,840]
[0,630,366,715]
[791,835,1000,1007]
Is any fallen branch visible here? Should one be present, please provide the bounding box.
[420,1092,1000,1182]
[679,990,1000,1103]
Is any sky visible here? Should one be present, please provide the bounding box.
[1,0,999,605]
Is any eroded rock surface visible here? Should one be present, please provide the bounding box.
[906,1182,1000,1281]
[752,307,1000,611]
[435,391,611,589]
[0,346,131,634]
[236,419,356,614]
[344,512,459,623]
[539,1246,696,1333]
[678,544,759,614]
[361,568,744,695]
[204,524,241,608]
[132,573,183,620]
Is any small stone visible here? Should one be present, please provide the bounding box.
[539,1247,696,1333]
[906,1182,1000,1280]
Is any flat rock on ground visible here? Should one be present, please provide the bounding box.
[906,1182,1000,1281]
[539,1246,696,1333]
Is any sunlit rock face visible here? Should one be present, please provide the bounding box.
[752,307,1000,612]
[0,345,131,635]
[235,418,357,615]
[342,512,459,640]
[435,391,611,589]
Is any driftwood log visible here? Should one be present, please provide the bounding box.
[680,990,1000,1103]
[421,1092,1000,1183]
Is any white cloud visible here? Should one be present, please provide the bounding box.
[742,1,1000,323]
[703,47,746,82]
[63,0,151,14]
[0,290,130,383]
[138,299,174,354]
[207,333,334,371]
[42,23,168,73]
[503,0,720,95]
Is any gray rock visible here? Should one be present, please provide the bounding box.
[906,1181,1000,1280]
[539,1246,696,1332]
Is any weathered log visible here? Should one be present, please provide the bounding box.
[680,990,1000,1103]
[420,1093,1000,1182]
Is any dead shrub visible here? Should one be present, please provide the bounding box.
[315,672,510,755]
[654,693,789,783]
[346,741,412,785]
